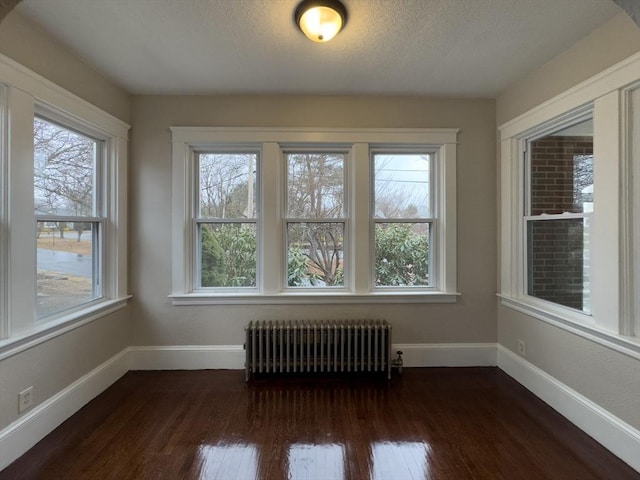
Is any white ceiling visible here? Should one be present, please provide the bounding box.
[15,0,621,97]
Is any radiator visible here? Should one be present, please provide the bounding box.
[244,320,392,381]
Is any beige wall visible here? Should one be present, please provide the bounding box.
[0,309,129,430]
[496,13,640,428]
[497,12,640,125]
[0,10,130,123]
[129,95,497,346]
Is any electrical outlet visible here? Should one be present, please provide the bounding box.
[517,339,526,357]
[18,386,34,413]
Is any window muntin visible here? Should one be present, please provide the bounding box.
[285,152,346,289]
[196,152,258,289]
[34,116,104,318]
[373,153,433,288]
[524,117,593,314]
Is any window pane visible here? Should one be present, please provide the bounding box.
[375,223,430,287]
[36,221,98,317]
[34,118,97,216]
[199,153,257,219]
[527,218,591,313]
[287,222,344,287]
[199,223,256,287]
[287,153,344,218]
[374,154,431,218]
[529,119,593,215]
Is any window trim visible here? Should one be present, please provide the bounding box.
[170,127,459,305]
[0,53,130,348]
[498,52,640,355]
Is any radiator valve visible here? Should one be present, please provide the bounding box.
[392,350,403,375]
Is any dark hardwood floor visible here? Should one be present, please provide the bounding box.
[2,368,638,480]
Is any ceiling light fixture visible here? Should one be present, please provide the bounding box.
[294,0,348,43]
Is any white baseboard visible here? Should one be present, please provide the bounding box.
[394,343,498,367]
[497,345,640,473]
[0,347,130,471]
[128,343,498,370]
[129,345,245,370]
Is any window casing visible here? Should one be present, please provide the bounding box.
[0,54,129,346]
[170,128,458,304]
[498,52,640,350]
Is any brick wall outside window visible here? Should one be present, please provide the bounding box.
[527,136,593,312]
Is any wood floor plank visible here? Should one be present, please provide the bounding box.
[1,368,638,480]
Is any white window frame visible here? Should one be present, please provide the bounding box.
[498,52,640,356]
[0,83,8,340]
[283,148,350,291]
[371,149,437,291]
[0,54,129,355]
[194,149,261,292]
[170,127,459,305]
[33,111,108,318]
[621,85,640,338]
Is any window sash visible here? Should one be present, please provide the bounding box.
[194,220,258,290]
[35,219,104,318]
[33,113,106,320]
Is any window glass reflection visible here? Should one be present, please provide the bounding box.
[371,441,430,480]
[195,443,258,479]
[288,443,345,479]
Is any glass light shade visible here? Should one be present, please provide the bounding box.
[298,6,344,42]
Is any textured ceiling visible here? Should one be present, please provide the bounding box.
[14,0,621,97]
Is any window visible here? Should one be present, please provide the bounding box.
[0,54,129,345]
[171,128,458,304]
[498,52,640,348]
[373,152,432,288]
[197,152,258,289]
[286,151,346,288]
[34,116,104,318]
[524,117,593,314]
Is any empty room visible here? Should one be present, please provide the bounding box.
[0,0,639,478]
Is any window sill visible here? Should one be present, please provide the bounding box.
[169,291,460,306]
[0,296,132,361]
[498,294,640,360]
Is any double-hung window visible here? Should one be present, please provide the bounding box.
[285,151,346,289]
[0,54,129,343]
[196,151,258,289]
[171,127,458,304]
[499,52,640,347]
[373,152,433,288]
[523,116,593,314]
[34,115,105,318]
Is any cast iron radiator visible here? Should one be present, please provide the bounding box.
[244,319,392,381]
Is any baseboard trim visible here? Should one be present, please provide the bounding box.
[394,342,498,367]
[497,345,640,473]
[0,347,130,471]
[128,343,498,370]
[129,345,246,370]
